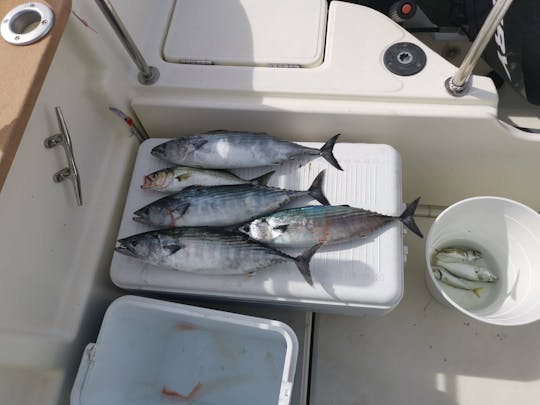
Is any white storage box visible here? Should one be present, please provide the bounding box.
[71,296,298,405]
[111,139,405,315]
[163,0,327,67]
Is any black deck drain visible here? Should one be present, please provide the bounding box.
[383,42,426,76]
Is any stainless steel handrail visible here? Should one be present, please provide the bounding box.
[95,0,159,85]
[44,107,83,206]
[445,0,514,96]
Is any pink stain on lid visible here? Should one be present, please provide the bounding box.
[176,322,198,331]
[160,383,202,401]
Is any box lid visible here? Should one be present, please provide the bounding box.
[111,139,405,314]
[163,0,327,67]
[71,296,298,405]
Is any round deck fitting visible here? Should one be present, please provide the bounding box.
[383,42,426,76]
[138,66,160,86]
[1,2,54,46]
[444,77,471,97]
[388,1,417,23]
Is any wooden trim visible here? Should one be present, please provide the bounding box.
[0,0,72,192]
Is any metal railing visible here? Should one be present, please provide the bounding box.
[446,0,514,96]
[95,0,159,85]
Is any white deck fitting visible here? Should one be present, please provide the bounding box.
[112,139,404,314]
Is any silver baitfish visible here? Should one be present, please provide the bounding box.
[434,260,498,282]
[432,265,484,297]
[434,247,482,263]
[151,131,343,171]
[133,171,329,228]
[141,166,275,193]
[115,228,322,285]
[240,197,423,248]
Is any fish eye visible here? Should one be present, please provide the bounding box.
[131,240,138,247]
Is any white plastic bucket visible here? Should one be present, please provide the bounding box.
[425,196,540,326]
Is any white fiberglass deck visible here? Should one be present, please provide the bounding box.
[311,224,540,405]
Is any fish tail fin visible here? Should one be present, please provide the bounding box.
[308,170,330,205]
[250,170,275,186]
[319,134,343,171]
[473,288,483,298]
[293,244,323,286]
[399,197,423,238]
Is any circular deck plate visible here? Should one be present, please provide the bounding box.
[1,2,54,46]
[383,42,426,76]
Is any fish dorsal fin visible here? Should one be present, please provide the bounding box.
[203,129,270,136]
[202,129,228,134]
[163,244,184,255]
[354,207,380,215]
[205,226,247,237]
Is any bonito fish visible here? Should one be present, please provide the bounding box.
[151,131,343,171]
[432,266,484,297]
[133,171,329,228]
[240,197,423,248]
[115,228,322,285]
[141,166,275,193]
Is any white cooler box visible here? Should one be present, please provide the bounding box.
[71,296,298,405]
[111,140,406,315]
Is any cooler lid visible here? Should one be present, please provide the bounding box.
[163,0,327,67]
[112,139,405,314]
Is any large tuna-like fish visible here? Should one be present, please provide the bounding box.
[151,131,343,171]
[133,171,329,228]
[240,197,424,248]
[115,228,322,285]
